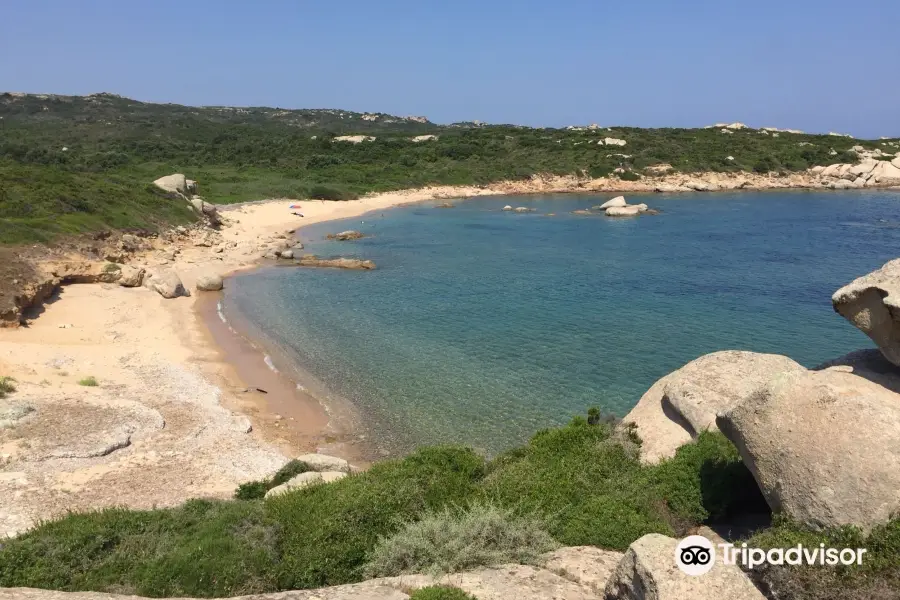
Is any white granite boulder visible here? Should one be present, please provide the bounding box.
[598,196,627,209]
[196,272,224,292]
[604,534,764,600]
[833,258,900,366]
[623,351,805,463]
[716,369,900,532]
[153,174,188,195]
[151,270,189,299]
[117,265,145,288]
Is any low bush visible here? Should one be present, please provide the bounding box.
[77,376,98,387]
[646,431,768,525]
[410,586,478,600]
[364,501,557,578]
[481,416,674,550]
[0,376,15,398]
[617,170,641,181]
[270,446,486,589]
[0,500,279,597]
[306,184,358,201]
[746,516,900,600]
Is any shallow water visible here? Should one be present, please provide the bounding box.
[226,190,900,456]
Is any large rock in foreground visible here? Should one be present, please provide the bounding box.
[623,351,805,463]
[716,369,900,532]
[604,534,764,600]
[833,259,900,366]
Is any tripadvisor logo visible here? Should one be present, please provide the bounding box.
[675,535,868,576]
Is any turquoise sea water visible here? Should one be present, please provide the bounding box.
[226,191,900,456]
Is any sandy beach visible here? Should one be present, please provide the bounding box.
[0,185,503,538]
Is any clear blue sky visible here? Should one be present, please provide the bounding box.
[2,0,897,138]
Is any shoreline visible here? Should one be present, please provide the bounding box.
[2,175,898,537]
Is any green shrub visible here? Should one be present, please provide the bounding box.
[364,502,557,578]
[234,459,313,500]
[617,170,641,181]
[745,516,900,600]
[267,446,485,589]
[306,184,358,201]
[234,480,271,501]
[410,586,478,600]
[77,376,98,387]
[0,500,279,598]
[0,376,15,398]
[647,431,768,525]
[481,417,673,550]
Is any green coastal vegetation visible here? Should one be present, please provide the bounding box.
[2,92,898,243]
[0,412,897,600]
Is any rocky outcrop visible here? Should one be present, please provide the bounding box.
[196,272,224,292]
[716,369,900,532]
[150,270,189,299]
[816,348,900,394]
[153,174,220,227]
[153,174,188,195]
[326,230,366,241]
[514,206,535,213]
[294,256,376,270]
[598,196,627,209]
[543,546,624,593]
[606,205,643,217]
[832,258,900,366]
[811,152,900,188]
[117,265,145,288]
[604,534,764,600]
[265,471,347,498]
[297,453,352,472]
[623,351,805,463]
[189,197,221,226]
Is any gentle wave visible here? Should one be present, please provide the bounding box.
[264,355,279,373]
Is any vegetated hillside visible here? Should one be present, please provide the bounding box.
[2,92,898,243]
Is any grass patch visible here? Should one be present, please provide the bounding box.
[0,376,15,398]
[745,516,900,600]
[0,499,279,597]
[410,586,478,600]
[364,501,557,578]
[234,459,312,500]
[77,376,98,387]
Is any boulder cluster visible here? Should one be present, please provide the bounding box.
[811,147,900,189]
[153,173,222,227]
[624,258,900,533]
[594,196,657,217]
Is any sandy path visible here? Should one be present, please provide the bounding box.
[0,186,499,538]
